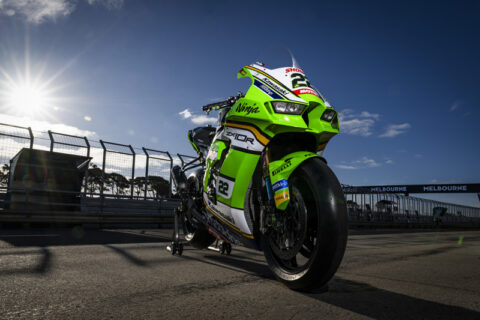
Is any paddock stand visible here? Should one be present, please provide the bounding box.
[166,207,184,256]
[166,204,233,256]
[208,240,232,255]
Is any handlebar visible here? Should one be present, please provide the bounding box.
[202,92,243,113]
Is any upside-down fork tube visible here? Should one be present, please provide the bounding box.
[262,149,274,201]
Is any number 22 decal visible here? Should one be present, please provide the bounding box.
[218,180,229,196]
[290,73,311,88]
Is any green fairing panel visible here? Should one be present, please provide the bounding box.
[268,151,320,210]
[218,149,259,209]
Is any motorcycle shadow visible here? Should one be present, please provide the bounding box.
[180,249,275,280]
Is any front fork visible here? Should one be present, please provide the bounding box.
[259,148,278,235]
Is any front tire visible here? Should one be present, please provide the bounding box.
[262,158,348,291]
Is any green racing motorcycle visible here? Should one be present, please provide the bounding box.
[170,57,348,291]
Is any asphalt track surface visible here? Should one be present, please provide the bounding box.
[0,228,479,319]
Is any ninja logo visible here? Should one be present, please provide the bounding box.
[226,131,254,145]
[235,102,259,115]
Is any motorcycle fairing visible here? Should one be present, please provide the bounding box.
[199,61,340,241]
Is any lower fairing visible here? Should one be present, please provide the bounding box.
[202,193,260,250]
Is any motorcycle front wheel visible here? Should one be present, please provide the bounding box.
[262,158,348,291]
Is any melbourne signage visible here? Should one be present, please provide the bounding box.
[343,183,480,194]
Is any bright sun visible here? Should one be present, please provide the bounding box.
[7,84,48,115]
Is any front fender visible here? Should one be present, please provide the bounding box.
[269,151,324,210]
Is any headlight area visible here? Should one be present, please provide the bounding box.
[321,108,339,129]
[271,101,307,115]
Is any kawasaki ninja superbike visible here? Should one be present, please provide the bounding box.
[170,57,348,291]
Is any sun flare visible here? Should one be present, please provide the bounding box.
[7,84,48,115]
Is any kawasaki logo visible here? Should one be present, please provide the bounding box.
[262,78,289,96]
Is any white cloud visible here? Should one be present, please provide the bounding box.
[354,156,380,168]
[0,112,97,138]
[0,0,75,23]
[87,0,124,10]
[178,108,216,125]
[179,108,192,119]
[379,123,411,138]
[190,115,217,125]
[359,111,380,120]
[0,0,124,24]
[339,109,378,137]
[335,164,358,170]
[449,101,461,112]
[340,118,375,136]
[385,159,394,164]
[336,156,382,170]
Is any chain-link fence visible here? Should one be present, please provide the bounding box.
[143,148,172,199]
[0,123,33,190]
[0,121,479,226]
[343,192,480,226]
[99,140,135,198]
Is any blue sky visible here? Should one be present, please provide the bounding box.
[0,0,479,206]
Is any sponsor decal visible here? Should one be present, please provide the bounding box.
[254,79,283,100]
[272,160,292,176]
[216,176,234,199]
[274,190,290,207]
[235,102,259,115]
[293,88,319,97]
[226,130,254,145]
[207,196,235,224]
[272,179,289,192]
[285,67,305,74]
[261,77,290,96]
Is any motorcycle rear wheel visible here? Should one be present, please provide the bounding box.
[262,158,348,291]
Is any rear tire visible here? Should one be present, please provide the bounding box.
[262,158,348,291]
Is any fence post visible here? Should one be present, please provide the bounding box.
[84,137,90,197]
[129,145,135,199]
[48,130,54,152]
[100,140,106,208]
[166,151,173,198]
[28,127,34,149]
[143,147,149,200]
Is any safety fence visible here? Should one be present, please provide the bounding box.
[343,192,480,227]
[0,123,175,201]
[1,122,479,227]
